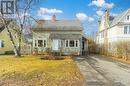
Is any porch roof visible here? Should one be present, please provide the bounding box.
[49,34,82,39]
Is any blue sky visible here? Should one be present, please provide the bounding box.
[28,0,130,36]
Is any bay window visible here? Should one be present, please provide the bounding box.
[38,40,43,47]
[35,39,47,47]
[65,40,79,47]
[69,40,75,47]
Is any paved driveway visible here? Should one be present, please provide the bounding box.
[75,55,130,86]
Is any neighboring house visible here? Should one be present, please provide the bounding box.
[0,20,26,54]
[31,15,88,55]
[97,9,130,53]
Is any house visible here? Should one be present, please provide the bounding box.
[97,9,130,54]
[0,20,26,54]
[31,15,88,55]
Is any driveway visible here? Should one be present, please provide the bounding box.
[75,55,130,86]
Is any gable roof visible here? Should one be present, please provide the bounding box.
[31,20,83,31]
[109,9,130,28]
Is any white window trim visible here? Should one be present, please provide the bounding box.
[127,15,130,20]
[44,40,47,48]
[0,40,2,48]
[34,39,47,48]
[65,40,79,48]
[65,40,69,47]
[0,40,4,48]
[124,26,129,34]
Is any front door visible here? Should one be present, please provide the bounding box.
[52,39,60,50]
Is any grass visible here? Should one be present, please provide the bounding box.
[0,55,84,86]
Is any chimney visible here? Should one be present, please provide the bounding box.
[105,9,110,22]
[104,9,110,55]
[52,15,56,22]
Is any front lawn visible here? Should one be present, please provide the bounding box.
[0,55,84,86]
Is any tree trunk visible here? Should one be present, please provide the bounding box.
[18,24,23,56]
[2,18,20,57]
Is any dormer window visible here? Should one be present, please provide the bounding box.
[127,15,129,20]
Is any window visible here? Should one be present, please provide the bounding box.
[44,40,46,47]
[35,40,37,47]
[0,40,4,48]
[58,40,61,48]
[69,40,75,47]
[65,40,69,47]
[65,40,79,47]
[129,26,130,34]
[75,40,78,47]
[1,40,4,47]
[38,40,43,47]
[127,15,130,20]
[124,26,128,34]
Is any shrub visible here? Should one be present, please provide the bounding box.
[40,56,65,60]
[33,47,38,55]
[5,51,14,55]
[114,41,130,60]
[45,48,52,55]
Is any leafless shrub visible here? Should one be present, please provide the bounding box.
[113,41,130,60]
[88,38,99,54]
[45,48,52,55]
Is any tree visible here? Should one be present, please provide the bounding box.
[0,0,39,57]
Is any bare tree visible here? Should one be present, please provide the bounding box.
[0,16,20,56]
[0,0,39,57]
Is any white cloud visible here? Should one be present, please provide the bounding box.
[37,8,63,20]
[38,8,63,16]
[76,13,88,22]
[104,3,114,9]
[39,15,52,20]
[88,17,94,22]
[76,13,94,22]
[96,10,104,16]
[89,0,114,9]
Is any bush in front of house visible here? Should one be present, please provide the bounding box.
[40,56,65,60]
[113,41,130,60]
[97,41,130,60]
[5,51,15,55]
[88,38,100,54]
[45,48,52,55]
[33,47,38,55]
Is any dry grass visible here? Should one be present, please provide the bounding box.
[111,56,130,64]
[0,55,84,86]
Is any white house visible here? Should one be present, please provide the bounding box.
[97,9,130,53]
